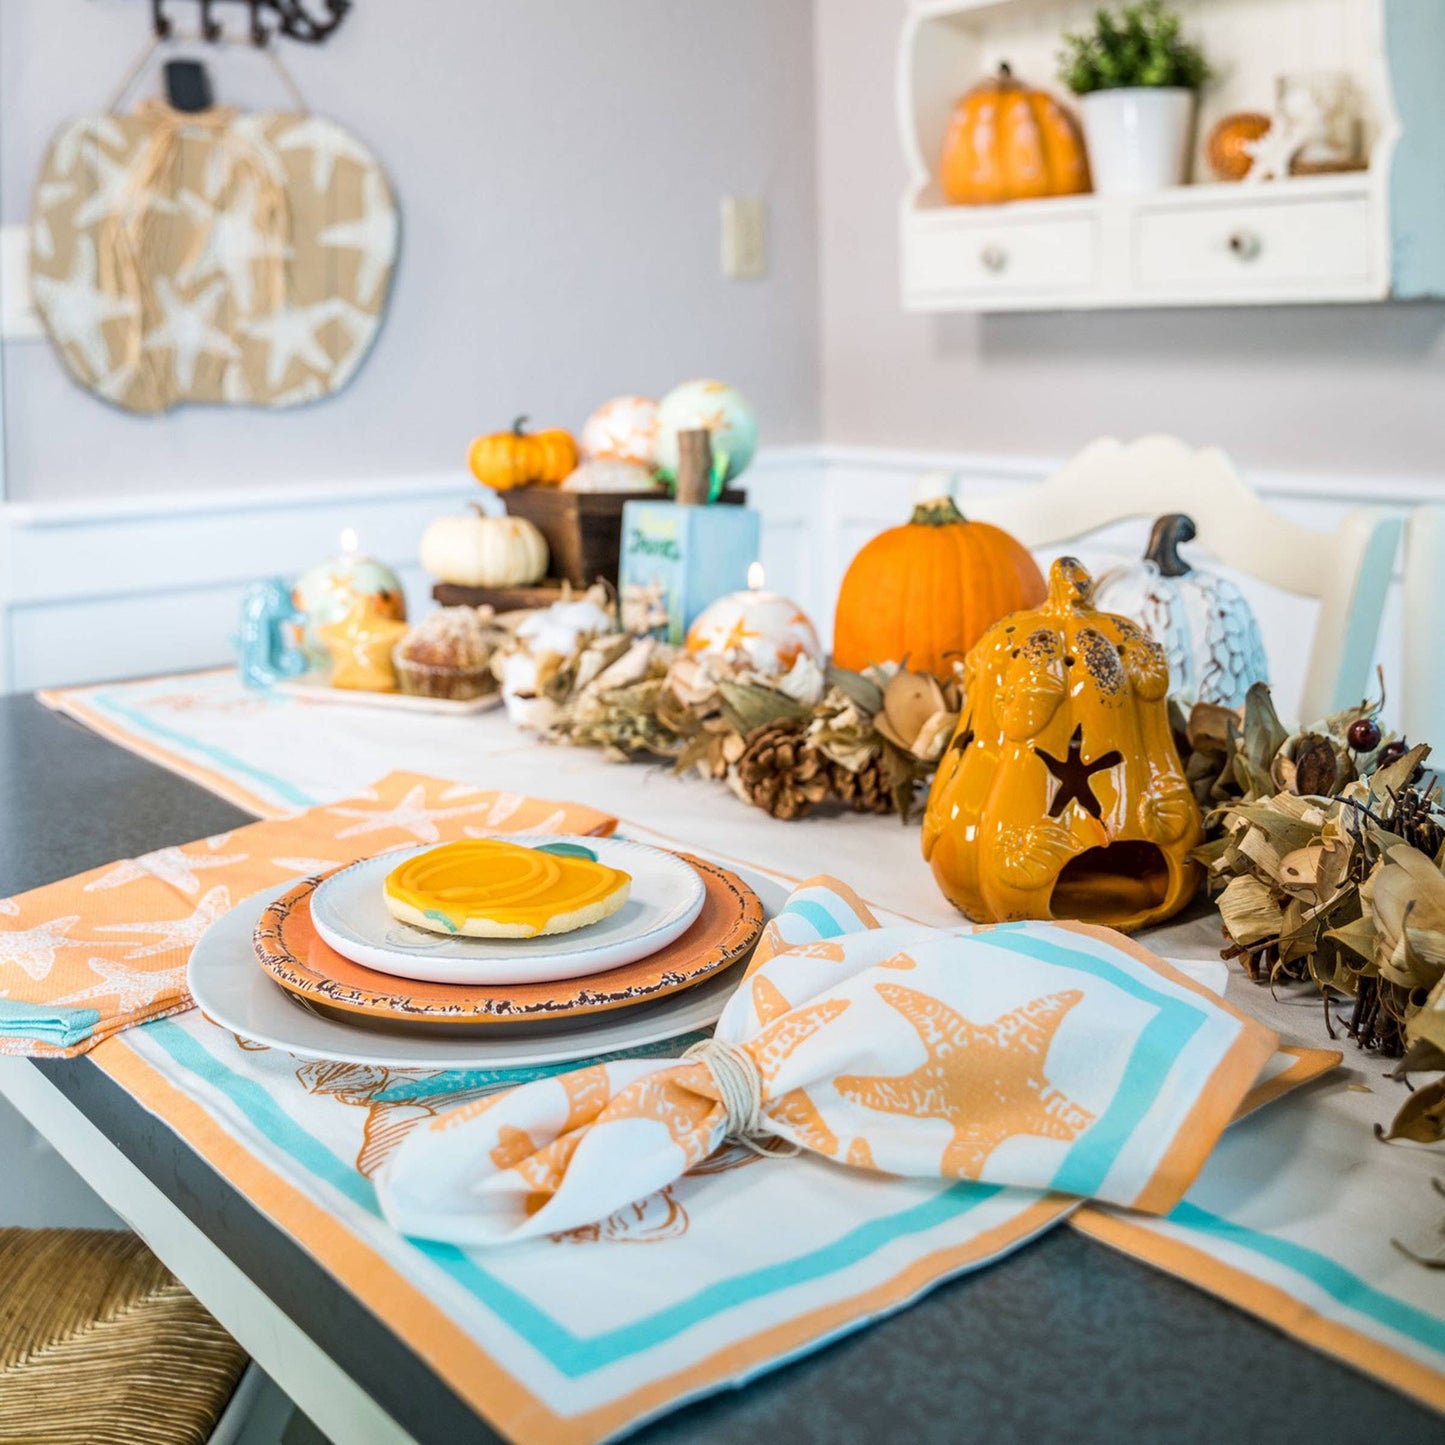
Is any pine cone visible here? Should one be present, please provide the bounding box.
[732,720,830,820]
[830,755,894,815]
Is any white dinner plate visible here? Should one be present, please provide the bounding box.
[308,837,708,985]
[188,873,784,1069]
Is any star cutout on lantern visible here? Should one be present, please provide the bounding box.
[142,275,240,392]
[327,784,497,843]
[85,844,247,897]
[836,984,1094,1180]
[54,956,189,1012]
[1034,724,1121,820]
[29,234,140,377]
[318,166,397,308]
[94,886,232,960]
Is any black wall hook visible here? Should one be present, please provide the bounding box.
[147,0,350,47]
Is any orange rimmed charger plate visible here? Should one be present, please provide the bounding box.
[253,853,765,1026]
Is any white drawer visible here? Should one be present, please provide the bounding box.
[903,213,1097,298]
[1133,194,1373,291]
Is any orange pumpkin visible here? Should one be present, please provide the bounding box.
[922,557,1202,933]
[468,417,579,492]
[939,63,1091,206]
[832,487,1045,679]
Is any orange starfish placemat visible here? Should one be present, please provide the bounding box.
[0,771,615,1057]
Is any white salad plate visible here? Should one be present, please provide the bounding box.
[308,836,708,986]
[188,874,783,1070]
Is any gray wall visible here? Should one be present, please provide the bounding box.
[816,0,1445,478]
[0,0,819,502]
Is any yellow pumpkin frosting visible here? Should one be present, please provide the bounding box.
[384,839,631,939]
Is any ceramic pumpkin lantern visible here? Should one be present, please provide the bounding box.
[580,395,660,465]
[939,64,1091,206]
[832,475,1045,679]
[468,417,579,491]
[922,557,1202,933]
[1093,514,1269,710]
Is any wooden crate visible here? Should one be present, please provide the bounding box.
[501,487,746,589]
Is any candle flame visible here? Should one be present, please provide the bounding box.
[747,562,765,591]
[339,527,360,557]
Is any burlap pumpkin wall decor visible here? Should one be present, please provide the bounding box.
[29,99,397,413]
[922,557,1203,933]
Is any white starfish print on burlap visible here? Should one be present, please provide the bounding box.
[29,234,139,376]
[0,917,111,983]
[177,175,291,314]
[85,843,247,897]
[242,300,339,391]
[318,167,397,307]
[95,886,231,960]
[31,180,77,262]
[143,275,240,391]
[51,116,127,180]
[69,135,144,229]
[327,785,498,843]
[274,116,376,192]
[55,956,190,1013]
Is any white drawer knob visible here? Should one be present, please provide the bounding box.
[1228,230,1262,261]
[980,243,1008,273]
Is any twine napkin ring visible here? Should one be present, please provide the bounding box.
[682,1037,800,1158]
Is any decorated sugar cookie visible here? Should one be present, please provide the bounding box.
[384,839,631,939]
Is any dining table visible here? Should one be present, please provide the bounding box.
[0,685,1440,1445]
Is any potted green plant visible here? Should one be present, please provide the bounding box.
[1059,0,1209,196]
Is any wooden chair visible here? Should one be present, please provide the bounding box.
[1398,504,1445,746]
[957,435,1402,727]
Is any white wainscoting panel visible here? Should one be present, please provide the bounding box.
[0,444,1435,733]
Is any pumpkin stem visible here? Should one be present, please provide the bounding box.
[998,61,1014,81]
[512,415,530,437]
[1144,513,1196,579]
[1047,556,1094,609]
[910,496,968,527]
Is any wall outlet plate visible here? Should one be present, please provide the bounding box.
[721,196,767,280]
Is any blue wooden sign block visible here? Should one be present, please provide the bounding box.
[618,502,761,643]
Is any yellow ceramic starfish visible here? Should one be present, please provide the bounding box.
[317,596,408,691]
[835,984,1094,1179]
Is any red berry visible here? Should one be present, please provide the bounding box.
[1347,717,1382,752]
[1378,738,1408,768]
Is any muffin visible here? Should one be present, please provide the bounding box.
[394,607,505,700]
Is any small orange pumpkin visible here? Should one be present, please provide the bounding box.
[832,484,1045,679]
[468,416,579,492]
[922,557,1202,933]
[939,63,1091,206]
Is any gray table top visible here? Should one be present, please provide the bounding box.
[1,692,1438,1444]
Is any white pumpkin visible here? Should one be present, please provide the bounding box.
[1093,513,1269,710]
[561,459,660,493]
[420,507,548,588]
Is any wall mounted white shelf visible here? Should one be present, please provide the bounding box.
[898,0,1445,312]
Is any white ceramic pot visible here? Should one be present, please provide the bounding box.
[1080,87,1196,196]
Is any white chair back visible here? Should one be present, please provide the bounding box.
[958,435,1401,727]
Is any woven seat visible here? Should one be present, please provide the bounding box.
[0,1228,248,1445]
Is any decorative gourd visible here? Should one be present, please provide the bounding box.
[922,558,1202,933]
[831,476,1046,678]
[939,63,1091,206]
[580,395,660,465]
[420,507,549,587]
[468,417,579,492]
[653,380,758,486]
[561,459,661,493]
[1093,514,1268,710]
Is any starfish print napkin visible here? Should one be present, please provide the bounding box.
[0,772,615,1057]
[378,879,1282,1246]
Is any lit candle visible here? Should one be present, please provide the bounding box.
[684,563,821,679]
[292,527,407,669]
